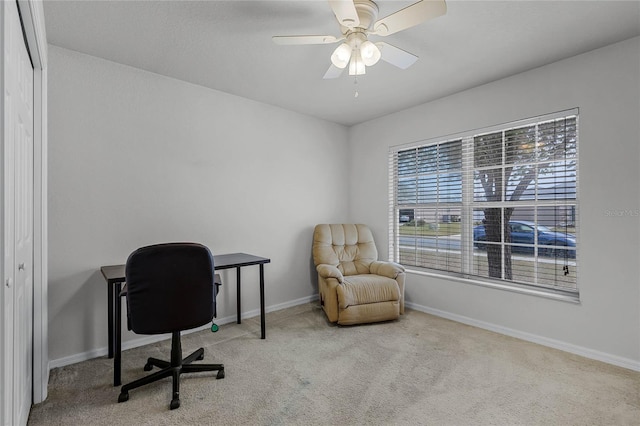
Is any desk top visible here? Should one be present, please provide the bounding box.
[100,252,270,282]
[213,253,271,270]
[100,264,126,283]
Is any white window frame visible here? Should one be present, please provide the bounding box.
[389,109,579,301]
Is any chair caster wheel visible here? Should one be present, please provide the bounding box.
[216,369,225,379]
[118,392,129,403]
[143,363,153,371]
[170,398,180,410]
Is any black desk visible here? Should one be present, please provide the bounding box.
[100,252,270,386]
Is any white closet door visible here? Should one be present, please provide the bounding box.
[3,1,34,425]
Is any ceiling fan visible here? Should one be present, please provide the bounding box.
[272,0,447,79]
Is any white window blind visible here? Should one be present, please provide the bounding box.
[389,110,579,296]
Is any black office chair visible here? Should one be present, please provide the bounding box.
[117,242,224,410]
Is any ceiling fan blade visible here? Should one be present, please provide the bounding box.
[272,35,341,45]
[323,64,345,79]
[376,42,418,69]
[372,0,446,36]
[328,0,360,29]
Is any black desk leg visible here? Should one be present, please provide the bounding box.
[114,281,122,386]
[236,267,241,324]
[107,283,114,359]
[260,264,265,339]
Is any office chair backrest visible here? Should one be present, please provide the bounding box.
[125,242,215,335]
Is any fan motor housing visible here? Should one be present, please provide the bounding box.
[341,0,379,32]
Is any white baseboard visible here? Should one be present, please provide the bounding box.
[405,301,640,372]
[53,295,638,373]
[239,294,319,320]
[49,295,319,369]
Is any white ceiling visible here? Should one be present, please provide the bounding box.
[44,0,640,126]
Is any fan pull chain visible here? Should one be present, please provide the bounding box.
[354,76,359,98]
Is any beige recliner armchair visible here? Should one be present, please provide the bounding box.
[312,224,405,325]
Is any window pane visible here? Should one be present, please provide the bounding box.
[506,164,537,201]
[398,177,416,204]
[538,256,577,291]
[439,172,462,202]
[505,125,536,165]
[472,210,498,280]
[439,140,462,171]
[398,208,462,273]
[473,208,503,244]
[417,145,437,174]
[474,132,502,168]
[507,207,537,253]
[539,117,577,161]
[398,210,418,265]
[538,161,577,200]
[474,168,503,202]
[537,203,577,292]
[538,205,577,233]
[417,175,438,203]
[397,149,417,176]
[473,208,505,280]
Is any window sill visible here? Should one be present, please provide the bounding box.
[404,267,581,304]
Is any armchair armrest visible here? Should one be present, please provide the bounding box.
[370,261,405,279]
[316,264,344,283]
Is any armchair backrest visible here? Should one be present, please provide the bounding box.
[312,224,378,275]
[125,242,215,335]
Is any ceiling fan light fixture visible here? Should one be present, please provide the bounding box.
[360,40,381,66]
[331,43,352,69]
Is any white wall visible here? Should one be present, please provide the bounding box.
[348,37,640,369]
[47,46,349,364]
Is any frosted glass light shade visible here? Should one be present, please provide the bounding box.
[331,43,352,69]
[348,50,366,76]
[360,40,381,66]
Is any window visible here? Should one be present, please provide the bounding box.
[389,110,578,297]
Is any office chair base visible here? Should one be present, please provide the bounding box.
[118,332,224,410]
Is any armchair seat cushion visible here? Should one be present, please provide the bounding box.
[338,274,400,310]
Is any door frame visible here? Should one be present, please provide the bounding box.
[14,0,48,404]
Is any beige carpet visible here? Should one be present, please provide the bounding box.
[29,303,639,425]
